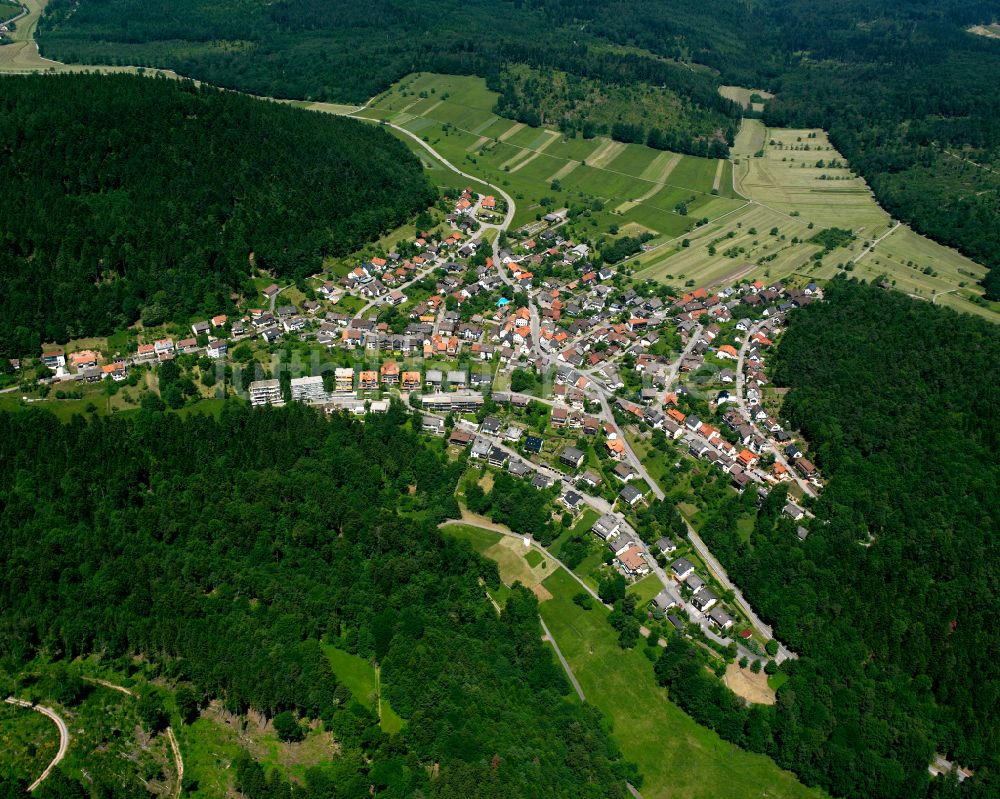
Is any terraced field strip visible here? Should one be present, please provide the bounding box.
[467,135,490,152]
[712,159,725,193]
[497,122,526,141]
[585,139,627,169]
[509,130,562,173]
[470,114,500,134]
[639,150,681,182]
[548,159,582,183]
[616,153,681,213]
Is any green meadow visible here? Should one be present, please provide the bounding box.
[444,523,825,799]
[351,73,743,247]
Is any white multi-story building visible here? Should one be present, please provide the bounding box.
[249,379,284,407]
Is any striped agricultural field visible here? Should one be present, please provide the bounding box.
[508,130,562,172]
[497,122,526,141]
[616,153,682,213]
[548,159,582,183]
[585,139,627,169]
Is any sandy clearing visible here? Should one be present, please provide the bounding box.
[484,536,555,599]
[723,663,776,705]
[719,85,775,109]
[968,23,1000,39]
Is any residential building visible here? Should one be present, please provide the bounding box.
[671,557,695,580]
[206,340,227,359]
[381,361,400,385]
[249,379,284,407]
[560,446,585,470]
[423,416,446,436]
[617,546,649,576]
[290,375,326,404]
[42,349,66,370]
[655,537,677,555]
[335,368,354,392]
[708,607,735,630]
[618,485,643,506]
[591,514,621,541]
[691,588,719,614]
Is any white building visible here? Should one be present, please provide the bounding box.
[290,375,327,404]
[249,379,283,407]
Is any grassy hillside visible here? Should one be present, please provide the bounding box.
[356,73,742,249]
[0,73,433,356]
[444,524,824,799]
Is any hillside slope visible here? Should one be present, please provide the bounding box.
[34,0,1000,300]
[684,280,999,799]
[0,74,434,355]
[0,403,634,797]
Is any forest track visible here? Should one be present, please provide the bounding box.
[5,697,70,791]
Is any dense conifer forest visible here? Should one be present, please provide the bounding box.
[0,74,434,355]
[35,0,1000,296]
[665,280,1000,799]
[0,403,633,798]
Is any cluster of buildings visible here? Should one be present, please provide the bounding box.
[663,556,738,633]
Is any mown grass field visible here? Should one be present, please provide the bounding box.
[445,524,825,799]
[540,568,824,799]
[637,118,998,320]
[350,73,742,247]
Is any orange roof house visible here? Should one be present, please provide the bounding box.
[381,361,400,383]
[718,344,739,359]
[667,408,686,424]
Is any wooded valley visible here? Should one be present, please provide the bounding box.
[33,0,1000,297]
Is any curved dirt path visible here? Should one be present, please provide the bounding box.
[5,697,70,791]
[83,677,183,797]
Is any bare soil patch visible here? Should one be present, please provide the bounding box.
[724,663,776,705]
